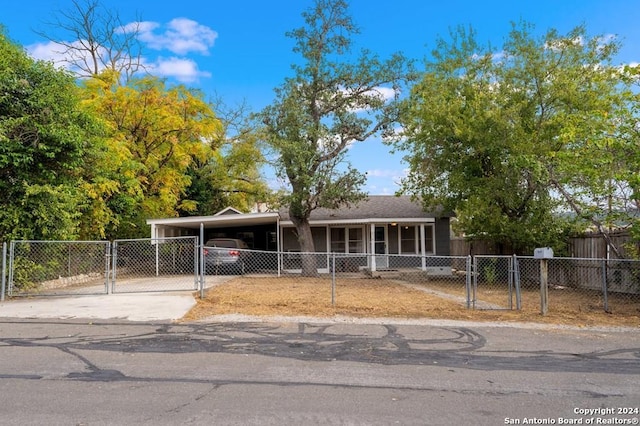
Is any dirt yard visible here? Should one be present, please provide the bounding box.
[183,275,640,328]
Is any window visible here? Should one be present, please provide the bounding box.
[400,226,417,254]
[425,226,434,254]
[330,228,346,253]
[330,227,364,253]
[397,225,435,254]
[348,227,363,253]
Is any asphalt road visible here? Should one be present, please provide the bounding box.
[0,318,638,425]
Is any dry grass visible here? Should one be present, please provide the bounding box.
[183,275,640,328]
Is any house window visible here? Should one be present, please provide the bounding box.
[398,225,435,254]
[330,227,364,253]
[330,228,346,253]
[348,227,363,253]
[425,226,434,254]
[400,226,417,254]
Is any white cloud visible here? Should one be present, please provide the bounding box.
[366,168,408,182]
[27,40,112,74]
[339,85,397,112]
[370,86,396,101]
[25,18,217,84]
[138,18,218,55]
[148,57,211,83]
[118,21,159,34]
[366,169,398,178]
[27,40,67,64]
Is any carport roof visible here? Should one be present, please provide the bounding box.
[147,212,280,229]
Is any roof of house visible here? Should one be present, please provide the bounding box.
[279,195,450,223]
[146,196,450,231]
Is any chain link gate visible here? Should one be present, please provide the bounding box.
[111,237,200,293]
[472,255,521,310]
[7,240,111,297]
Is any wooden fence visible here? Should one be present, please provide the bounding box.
[451,232,638,259]
[450,232,640,294]
[568,231,638,259]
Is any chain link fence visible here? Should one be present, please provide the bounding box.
[1,239,638,318]
[6,240,110,296]
[206,249,639,317]
[112,237,199,293]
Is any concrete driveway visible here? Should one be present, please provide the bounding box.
[0,275,236,321]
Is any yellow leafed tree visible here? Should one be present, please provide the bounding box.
[81,71,223,237]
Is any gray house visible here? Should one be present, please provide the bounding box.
[147,195,452,273]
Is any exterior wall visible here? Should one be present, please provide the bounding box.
[435,217,451,256]
[282,221,450,256]
[281,226,328,252]
[205,224,277,250]
[388,225,399,254]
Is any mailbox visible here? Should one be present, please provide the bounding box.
[533,247,554,259]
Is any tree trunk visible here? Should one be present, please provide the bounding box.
[290,214,318,277]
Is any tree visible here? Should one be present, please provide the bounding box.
[179,96,272,216]
[394,23,640,255]
[0,28,102,240]
[35,0,144,81]
[81,72,222,238]
[260,0,412,275]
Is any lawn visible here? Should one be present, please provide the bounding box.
[183,275,640,328]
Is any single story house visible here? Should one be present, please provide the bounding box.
[147,195,452,273]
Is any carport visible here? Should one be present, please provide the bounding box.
[147,208,281,251]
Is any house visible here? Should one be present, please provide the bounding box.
[147,195,452,273]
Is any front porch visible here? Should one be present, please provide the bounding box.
[279,222,439,273]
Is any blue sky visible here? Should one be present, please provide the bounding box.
[2,0,640,194]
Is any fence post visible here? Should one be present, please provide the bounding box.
[200,223,205,299]
[1,242,6,301]
[508,256,513,310]
[540,259,549,315]
[465,255,471,309]
[472,255,478,309]
[601,259,609,313]
[105,242,112,295]
[7,241,14,297]
[111,241,118,294]
[513,255,522,310]
[331,252,336,306]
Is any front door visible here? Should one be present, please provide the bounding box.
[374,225,389,269]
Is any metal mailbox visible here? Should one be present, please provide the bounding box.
[533,247,554,259]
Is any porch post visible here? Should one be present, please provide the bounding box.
[420,224,426,271]
[370,224,377,272]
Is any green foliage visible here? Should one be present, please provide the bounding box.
[80,72,224,238]
[260,0,413,270]
[395,22,640,255]
[0,28,102,241]
[179,103,272,216]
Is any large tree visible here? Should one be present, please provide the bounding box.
[394,23,640,255]
[0,28,102,240]
[80,71,222,238]
[260,0,412,275]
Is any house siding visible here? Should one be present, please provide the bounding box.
[281,226,328,252]
[435,217,451,256]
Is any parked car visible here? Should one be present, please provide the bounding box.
[203,238,249,274]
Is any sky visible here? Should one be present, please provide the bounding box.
[2,0,640,195]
